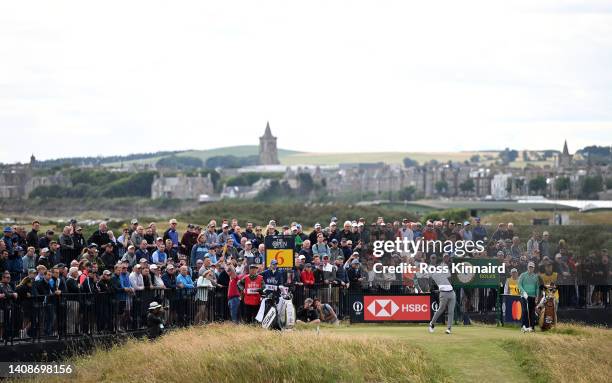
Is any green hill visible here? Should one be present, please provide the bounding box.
[105,147,501,167]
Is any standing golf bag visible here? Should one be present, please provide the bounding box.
[537,285,557,331]
[258,286,296,330]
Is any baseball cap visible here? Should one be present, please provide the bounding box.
[528,261,535,268]
[510,268,518,273]
[270,259,278,265]
[69,218,78,224]
[351,259,360,265]
[169,218,178,224]
[314,223,321,228]
[139,258,148,263]
[131,218,138,224]
[331,238,338,243]
[464,221,471,226]
[103,270,112,275]
[150,264,158,270]
[298,255,306,260]
[3,226,12,233]
[249,264,259,269]
[87,243,98,249]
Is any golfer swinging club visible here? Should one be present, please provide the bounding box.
[425,263,456,335]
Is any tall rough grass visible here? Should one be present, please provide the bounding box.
[32,324,449,383]
[500,324,612,383]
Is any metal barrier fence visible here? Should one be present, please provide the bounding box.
[0,283,609,345]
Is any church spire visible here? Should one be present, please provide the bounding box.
[563,140,569,155]
[263,121,273,137]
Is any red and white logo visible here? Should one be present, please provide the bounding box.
[364,295,431,321]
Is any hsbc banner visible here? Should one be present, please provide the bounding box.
[350,294,432,323]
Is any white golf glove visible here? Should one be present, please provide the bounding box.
[522,292,528,299]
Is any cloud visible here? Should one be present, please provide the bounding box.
[0,0,611,163]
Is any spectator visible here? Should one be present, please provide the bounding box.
[88,222,110,247]
[129,264,145,291]
[152,243,168,265]
[296,298,320,325]
[26,221,40,251]
[135,240,151,264]
[238,264,264,323]
[313,297,339,325]
[163,219,180,252]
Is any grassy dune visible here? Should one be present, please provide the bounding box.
[25,323,611,383]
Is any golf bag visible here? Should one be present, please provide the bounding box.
[537,285,557,331]
[257,286,296,330]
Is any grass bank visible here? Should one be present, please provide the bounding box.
[21,323,611,383]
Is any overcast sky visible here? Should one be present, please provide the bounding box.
[1,0,611,163]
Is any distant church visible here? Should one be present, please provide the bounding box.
[555,140,573,168]
[259,122,280,165]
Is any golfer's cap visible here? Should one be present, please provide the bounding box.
[528,261,535,268]
[464,221,471,226]
[131,218,138,224]
[156,237,163,241]
[222,223,229,228]
[510,268,518,273]
[270,259,278,265]
[298,254,306,260]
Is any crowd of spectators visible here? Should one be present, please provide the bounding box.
[0,215,610,341]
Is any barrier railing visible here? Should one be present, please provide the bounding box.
[0,282,609,345]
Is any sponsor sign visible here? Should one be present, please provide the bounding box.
[452,258,501,288]
[350,294,431,322]
[502,294,523,324]
[264,235,295,268]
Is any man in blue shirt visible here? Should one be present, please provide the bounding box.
[261,259,286,290]
[163,219,180,252]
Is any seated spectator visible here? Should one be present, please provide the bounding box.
[313,297,339,325]
[296,298,320,325]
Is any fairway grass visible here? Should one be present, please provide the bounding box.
[24,323,611,383]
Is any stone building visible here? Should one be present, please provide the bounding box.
[259,122,280,165]
[151,173,214,200]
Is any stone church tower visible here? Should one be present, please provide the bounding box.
[555,140,573,168]
[259,122,280,165]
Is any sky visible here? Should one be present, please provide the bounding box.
[1,0,612,163]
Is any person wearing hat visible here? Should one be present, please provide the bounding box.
[347,257,364,291]
[300,263,315,288]
[504,268,521,296]
[460,221,473,241]
[472,217,487,243]
[329,238,342,261]
[539,259,559,303]
[146,301,165,340]
[129,219,139,235]
[518,261,541,332]
[238,264,264,323]
[262,258,286,291]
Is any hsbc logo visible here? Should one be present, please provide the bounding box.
[363,295,431,322]
[367,299,399,317]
